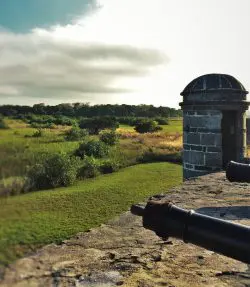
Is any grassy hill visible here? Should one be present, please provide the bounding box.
[0,162,182,266]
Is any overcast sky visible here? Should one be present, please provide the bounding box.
[0,0,250,108]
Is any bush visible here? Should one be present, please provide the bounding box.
[26,153,80,191]
[64,127,88,141]
[138,149,182,164]
[0,177,27,197]
[0,117,8,129]
[32,128,44,138]
[74,140,109,159]
[155,117,169,125]
[100,159,120,174]
[99,130,119,146]
[78,157,100,179]
[79,116,119,135]
[134,120,163,133]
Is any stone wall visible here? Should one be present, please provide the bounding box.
[183,110,222,179]
[247,118,250,144]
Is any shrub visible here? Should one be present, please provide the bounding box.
[99,130,119,146]
[100,159,120,174]
[138,149,182,164]
[64,127,88,141]
[155,117,169,125]
[0,117,8,129]
[0,177,27,197]
[32,128,44,138]
[74,140,109,159]
[26,153,80,191]
[78,157,100,179]
[79,116,119,135]
[134,120,163,133]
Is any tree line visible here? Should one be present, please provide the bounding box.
[0,103,182,118]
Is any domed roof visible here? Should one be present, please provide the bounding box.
[181,74,248,96]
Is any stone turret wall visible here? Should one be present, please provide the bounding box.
[183,110,222,179]
[247,118,250,144]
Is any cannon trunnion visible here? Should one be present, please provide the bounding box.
[131,201,250,264]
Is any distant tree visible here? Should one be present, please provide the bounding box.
[134,120,163,133]
[0,103,183,118]
[79,116,119,135]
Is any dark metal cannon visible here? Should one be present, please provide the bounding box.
[226,160,250,183]
[131,200,250,264]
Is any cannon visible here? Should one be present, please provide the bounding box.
[226,160,250,183]
[131,199,250,264]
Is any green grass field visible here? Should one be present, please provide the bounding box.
[0,162,182,265]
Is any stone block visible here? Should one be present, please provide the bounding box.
[190,145,203,151]
[183,168,212,180]
[207,146,222,152]
[185,115,221,129]
[200,133,222,146]
[205,152,222,167]
[183,132,188,143]
[183,150,205,165]
[187,133,200,145]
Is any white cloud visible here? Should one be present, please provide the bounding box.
[0,25,167,104]
[1,0,250,107]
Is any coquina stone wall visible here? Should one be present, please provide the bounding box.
[183,110,222,179]
[247,118,250,144]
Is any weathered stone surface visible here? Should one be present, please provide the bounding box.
[205,152,222,166]
[185,115,221,129]
[1,172,250,287]
[183,150,205,165]
[186,133,200,145]
[200,133,222,146]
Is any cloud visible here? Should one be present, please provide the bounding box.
[0,26,167,103]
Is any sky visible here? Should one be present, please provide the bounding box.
[0,0,250,108]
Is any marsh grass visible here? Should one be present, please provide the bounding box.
[0,119,183,179]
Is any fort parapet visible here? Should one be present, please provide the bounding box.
[180,74,250,180]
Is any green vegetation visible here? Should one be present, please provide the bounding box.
[0,162,182,265]
[74,139,110,159]
[0,116,8,129]
[27,153,81,191]
[64,126,88,141]
[99,130,120,146]
[0,121,79,178]
[0,103,182,118]
[0,116,183,266]
[0,119,182,180]
[134,119,162,133]
[79,116,119,134]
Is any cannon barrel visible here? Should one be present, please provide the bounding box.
[226,160,250,182]
[131,201,250,264]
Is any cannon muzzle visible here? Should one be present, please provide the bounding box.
[131,200,250,264]
[226,160,250,182]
